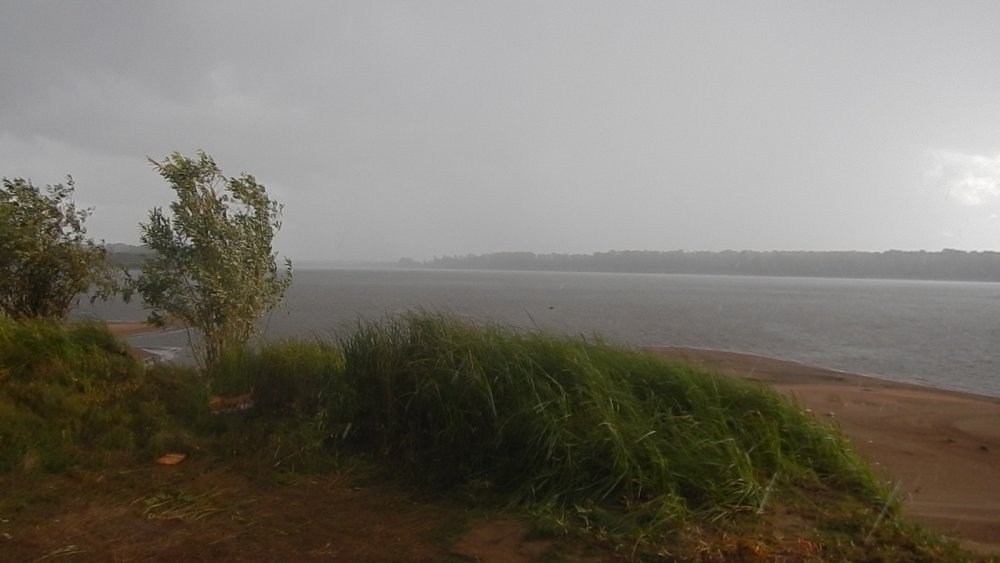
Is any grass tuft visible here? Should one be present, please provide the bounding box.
[339,312,888,534]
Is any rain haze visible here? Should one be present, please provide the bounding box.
[2,1,1000,263]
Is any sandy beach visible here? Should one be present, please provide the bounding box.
[650,347,1000,555]
[104,321,163,336]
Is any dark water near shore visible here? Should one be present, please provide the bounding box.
[83,268,1000,397]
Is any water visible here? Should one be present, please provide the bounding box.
[82,268,1000,397]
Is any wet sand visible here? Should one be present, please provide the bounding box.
[104,320,162,336]
[104,321,183,363]
[650,347,1000,555]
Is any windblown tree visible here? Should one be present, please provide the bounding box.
[0,177,112,319]
[130,151,292,369]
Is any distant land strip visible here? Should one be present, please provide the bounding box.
[411,249,1000,282]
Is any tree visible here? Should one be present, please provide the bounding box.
[0,176,113,319]
[129,151,292,369]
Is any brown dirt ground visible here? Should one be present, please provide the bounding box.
[1,459,601,562]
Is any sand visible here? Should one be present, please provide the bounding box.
[650,347,1000,555]
[103,321,163,336]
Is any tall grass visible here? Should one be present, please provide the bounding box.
[340,312,886,528]
[202,339,355,472]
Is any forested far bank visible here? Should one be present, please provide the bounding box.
[418,249,1000,282]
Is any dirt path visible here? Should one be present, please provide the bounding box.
[1,461,585,562]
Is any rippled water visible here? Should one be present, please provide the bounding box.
[84,268,1000,397]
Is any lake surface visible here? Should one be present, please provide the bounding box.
[83,268,1000,397]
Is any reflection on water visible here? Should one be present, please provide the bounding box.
[79,269,1000,397]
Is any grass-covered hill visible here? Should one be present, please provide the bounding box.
[0,313,988,561]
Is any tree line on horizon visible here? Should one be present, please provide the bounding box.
[420,249,1000,282]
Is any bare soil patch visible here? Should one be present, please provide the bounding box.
[1,459,589,562]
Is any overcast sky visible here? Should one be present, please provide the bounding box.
[3,1,1000,262]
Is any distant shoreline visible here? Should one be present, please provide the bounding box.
[414,249,1000,283]
[111,245,1000,282]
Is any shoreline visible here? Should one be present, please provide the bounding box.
[649,346,1000,555]
[650,345,1000,401]
[103,320,165,336]
[104,321,186,363]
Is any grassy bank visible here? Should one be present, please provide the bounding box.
[0,313,988,561]
[0,318,200,472]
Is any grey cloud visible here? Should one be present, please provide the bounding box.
[3,1,1000,260]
